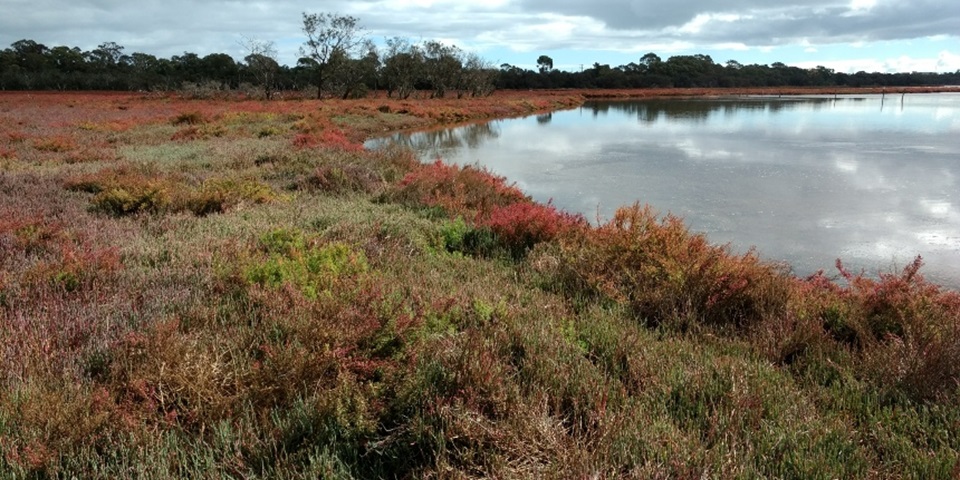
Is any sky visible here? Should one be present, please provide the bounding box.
[2,0,959,74]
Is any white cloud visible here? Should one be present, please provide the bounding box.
[791,50,960,73]
[937,51,960,71]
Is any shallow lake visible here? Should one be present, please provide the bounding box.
[368,93,960,288]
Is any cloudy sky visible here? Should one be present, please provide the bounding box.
[3,0,959,74]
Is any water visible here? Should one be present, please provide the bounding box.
[368,94,960,287]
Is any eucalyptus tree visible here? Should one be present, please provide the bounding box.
[240,37,279,99]
[300,12,366,99]
[381,37,423,99]
[422,40,462,98]
[461,52,496,97]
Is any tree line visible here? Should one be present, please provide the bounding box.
[502,53,960,90]
[2,13,958,96]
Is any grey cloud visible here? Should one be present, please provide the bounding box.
[513,0,959,47]
[684,1,960,46]
[515,0,828,30]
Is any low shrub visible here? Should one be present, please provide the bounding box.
[92,182,170,217]
[245,238,369,299]
[258,126,282,138]
[258,228,307,256]
[67,170,277,217]
[171,111,207,125]
[482,201,586,257]
[182,178,278,216]
[546,203,790,329]
[783,257,960,403]
[307,164,381,195]
[318,128,364,152]
[386,160,527,220]
[32,135,76,153]
[64,147,116,164]
[21,242,122,293]
[437,217,471,253]
[292,133,319,149]
[171,123,226,141]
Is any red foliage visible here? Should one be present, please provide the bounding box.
[482,201,585,254]
[171,126,201,141]
[292,133,319,149]
[319,128,364,152]
[6,131,28,143]
[392,160,527,219]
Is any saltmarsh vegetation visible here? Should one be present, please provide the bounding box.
[1,90,960,479]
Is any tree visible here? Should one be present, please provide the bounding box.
[422,41,462,98]
[639,52,662,71]
[381,37,423,99]
[201,53,239,87]
[300,12,366,99]
[537,55,553,74]
[88,42,125,68]
[461,52,496,97]
[328,40,378,99]
[240,37,279,99]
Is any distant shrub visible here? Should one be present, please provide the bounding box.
[64,170,117,194]
[66,169,277,217]
[292,133,319,149]
[65,147,117,164]
[258,126,282,138]
[11,219,66,255]
[178,81,230,100]
[183,178,278,216]
[6,131,28,143]
[32,135,76,153]
[26,243,122,293]
[171,123,226,141]
[306,164,381,195]
[92,182,170,217]
[171,111,207,125]
[318,128,364,152]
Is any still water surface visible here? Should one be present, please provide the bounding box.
[369,94,960,287]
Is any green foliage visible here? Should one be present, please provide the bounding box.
[245,236,368,299]
[436,217,470,253]
[92,183,170,216]
[258,228,307,256]
[183,178,278,216]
